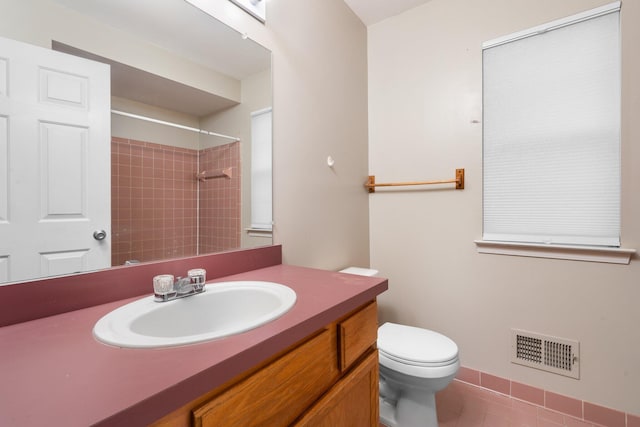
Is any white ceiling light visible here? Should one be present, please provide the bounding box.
[229,0,266,23]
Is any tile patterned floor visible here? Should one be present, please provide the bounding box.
[438,381,593,426]
[381,380,605,427]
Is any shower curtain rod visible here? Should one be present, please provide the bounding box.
[111,109,240,142]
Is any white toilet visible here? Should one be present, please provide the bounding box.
[340,268,460,427]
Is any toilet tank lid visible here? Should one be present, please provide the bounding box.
[378,322,458,365]
[339,267,379,276]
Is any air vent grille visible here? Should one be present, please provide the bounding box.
[516,334,542,363]
[511,329,579,379]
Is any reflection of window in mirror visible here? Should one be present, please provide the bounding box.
[250,108,273,233]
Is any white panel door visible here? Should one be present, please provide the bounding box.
[0,36,111,284]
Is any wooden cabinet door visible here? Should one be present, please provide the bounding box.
[338,302,378,371]
[193,329,339,427]
[294,350,379,427]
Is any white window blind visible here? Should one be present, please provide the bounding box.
[482,2,621,247]
[250,108,272,230]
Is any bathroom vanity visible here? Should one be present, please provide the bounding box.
[154,301,379,426]
[0,248,387,426]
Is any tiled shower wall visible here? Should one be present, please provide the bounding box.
[111,137,240,266]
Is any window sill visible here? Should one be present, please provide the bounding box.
[474,240,635,264]
[245,228,273,238]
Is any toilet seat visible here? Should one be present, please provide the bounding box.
[378,322,459,378]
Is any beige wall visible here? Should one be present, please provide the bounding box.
[368,0,640,415]
[269,0,370,269]
[189,0,371,269]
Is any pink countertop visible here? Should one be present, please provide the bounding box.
[0,264,387,427]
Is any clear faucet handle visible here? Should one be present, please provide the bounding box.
[153,274,174,294]
[188,268,206,285]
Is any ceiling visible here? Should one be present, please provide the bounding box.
[343,0,434,26]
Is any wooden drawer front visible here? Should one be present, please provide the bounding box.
[293,349,379,427]
[193,329,339,427]
[338,302,378,371]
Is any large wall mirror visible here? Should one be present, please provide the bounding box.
[0,0,272,285]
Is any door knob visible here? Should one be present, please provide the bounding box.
[93,230,107,241]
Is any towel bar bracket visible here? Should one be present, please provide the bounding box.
[455,168,465,190]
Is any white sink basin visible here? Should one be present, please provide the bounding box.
[93,281,296,348]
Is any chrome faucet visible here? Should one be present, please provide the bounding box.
[153,272,206,302]
[174,276,194,295]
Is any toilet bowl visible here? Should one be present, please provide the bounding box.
[378,322,459,427]
[339,268,460,427]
